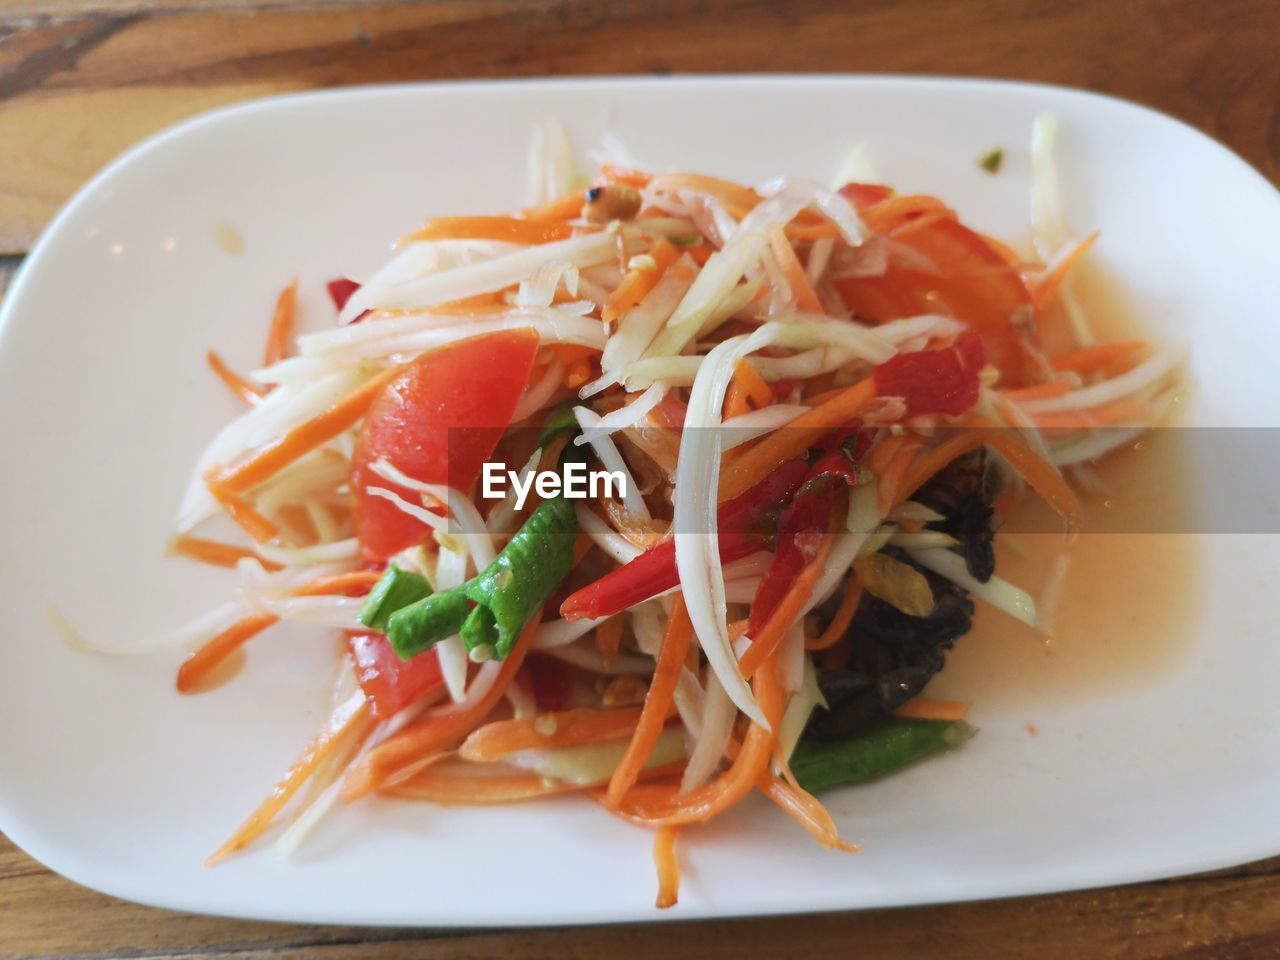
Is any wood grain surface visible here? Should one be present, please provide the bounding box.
[2,1,1279,957]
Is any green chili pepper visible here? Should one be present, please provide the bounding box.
[465,495,578,658]
[357,565,432,633]
[791,718,976,795]
[386,496,579,661]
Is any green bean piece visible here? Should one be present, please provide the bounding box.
[791,718,977,794]
[357,565,432,633]
[465,495,578,658]
[386,586,471,660]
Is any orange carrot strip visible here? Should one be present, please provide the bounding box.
[401,216,578,246]
[892,698,971,721]
[767,225,824,313]
[176,571,381,693]
[1003,379,1074,402]
[649,173,761,214]
[897,431,988,506]
[977,420,1082,530]
[212,364,403,494]
[177,614,277,693]
[1029,398,1150,430]
[206,691,370,864]
[342,612,541,800]
[719,378,876,501]
[264,278,298,367]
[877,435,925,516]
[602,239,680,324]
[861,195,953,234]
[606,597,693,808]
[1032,231,1099,309]
[383,767,580,805]
[863,432,906,480]
[168,536,281,572]
[1049,340,1146,375]
[204,477,280,544]
[808,580,862,651]
[522,189,587,222]
[608,657,783,826]
[207,351,266,404]
[601,165,654,189]
[759,774,862,853]
[684,246,714,265]
[458,706,646,762]
[654,826,681,909]
[725,358,771,420]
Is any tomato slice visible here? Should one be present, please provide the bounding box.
[351,329,540,560]
[836,216,1035,381]
[347,630,444,717]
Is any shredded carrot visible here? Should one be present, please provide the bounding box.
[383,766,580,805]
[522,189,587,222]
[653,826,681,909]
[888,208,953,239]
[341,612,541,801]
[602,239,680,325]
[1028,398,1149,430]
[564,356,593,388]
[595,614,624,661]
[724,358,773,420]
[176,570,380,693]
[211,364,403,495]
[767,224,824,313]
[861,195,953,234]
[808,580,862,651]
[177,614,276,693]
[600,165,654,189]
[864,432,907,480]
[206,691,370,865]
[607,656,783,826]
[207,351,266,404]
[459,706,645,762]
[982,232,1026,268]
[759,775,862,853]
[738,533,835,678]
[204,476,280,544]
[877,435,925,516]
[1003,379,1074,402]
[400,216,578,246]
[719,378,876,501]
[263,278,298,368]
[978,420,1082,530]
[1049,339,1146,375]
[649,173,760,215]
[684,245,714,265]
[431,291,509,314]
[168,536,280,571]
[606,597,693,808]
[1032,231,1099,309]
[892,698,971,721]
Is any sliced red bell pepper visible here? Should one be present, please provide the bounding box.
[347,630,444,717]
[559,459,810,621]
[874,329,985,417]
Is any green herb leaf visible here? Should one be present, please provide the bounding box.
[978,148,1004,174]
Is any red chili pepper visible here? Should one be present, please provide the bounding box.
[873,329,985,417]
[558,459,810,621]
[747,448,865,635]
[327,278,361,311]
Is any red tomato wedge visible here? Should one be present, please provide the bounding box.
[351,329,540,560]
[836,214,1034,381]
[347,631,444,717]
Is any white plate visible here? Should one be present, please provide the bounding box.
[2,76,1279,927]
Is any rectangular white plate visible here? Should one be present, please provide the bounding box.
[2,76,1279,927]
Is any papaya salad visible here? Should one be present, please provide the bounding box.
[169,118,1184,907]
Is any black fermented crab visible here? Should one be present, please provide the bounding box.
[803,449,998,741]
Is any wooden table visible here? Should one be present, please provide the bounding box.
[2,1,1278,956]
